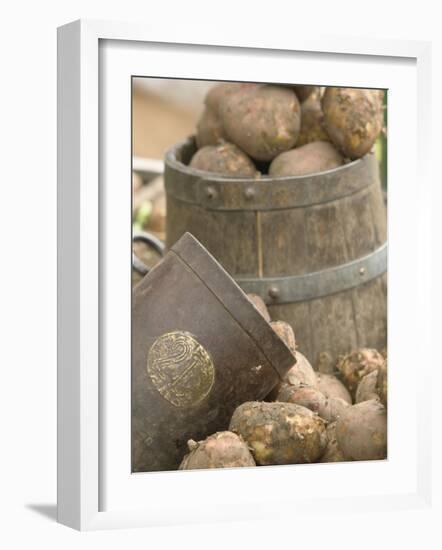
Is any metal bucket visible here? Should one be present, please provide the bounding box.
[132,232,295,472]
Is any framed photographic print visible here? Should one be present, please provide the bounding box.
[57,19,432,530]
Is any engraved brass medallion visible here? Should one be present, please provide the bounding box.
[147,331,215,407]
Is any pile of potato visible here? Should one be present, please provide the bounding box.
[189,82,384,178]
[179,295,388,470]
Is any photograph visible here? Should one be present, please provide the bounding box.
[0,0,436,540]
[131,79,388,473]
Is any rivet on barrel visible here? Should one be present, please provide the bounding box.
[359,267,366,276]
[244,187,255,200]
[268,286,280,300]
[205,186,217,199]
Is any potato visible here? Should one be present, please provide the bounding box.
[269,141,343,177]
[292,85,319,103]
[195,107,226,148]
[266,350,317,401]
[247,293,271,322]
[355,369,379,403]
[321,87,384,159]
[336,348,385,398]
[230,401,326,465]
[286,351,318,388]
[376,359,388,407]
[276,385,327,415]
[296,101,329,147]
[179,431,256,469]
[189,142,258,177]
[205,82,255,112]
[336,399,387,461]
[277,385,348,423]
[320,422,347,463]
[320,397,350,423]
[270,320,296,353]
[196,83,257,148]
[316,373,352,405]
[279,84,319,103]
[220,84,301,161]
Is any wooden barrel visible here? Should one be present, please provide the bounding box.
[165,138,387,371]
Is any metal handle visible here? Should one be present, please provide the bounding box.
[132,231,165,276]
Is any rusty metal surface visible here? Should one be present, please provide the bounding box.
[165,137,377,211]
[132,232,295,472]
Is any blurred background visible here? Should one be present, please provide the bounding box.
[132,78,212,283]
[133,77,210,159]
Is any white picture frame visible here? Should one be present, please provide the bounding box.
[57,19,432,531]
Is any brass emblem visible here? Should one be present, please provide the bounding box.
[147,331,215,407]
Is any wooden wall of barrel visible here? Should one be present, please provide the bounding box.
[165,137,387,372]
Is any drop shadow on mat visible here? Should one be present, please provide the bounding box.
[26,503,57,522]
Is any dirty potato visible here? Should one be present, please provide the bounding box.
[189,142,258,177]
[337,348,385,398]
[266,349,317,401]
[276,385,327,415]
[320,397,350,423]
[336,399,387,461]
[247,293,271,322]
[220,84,301,161]
[270,320,296,353]
[269,141,343,177]
[320,421,347,463]
[316,372,352,404]
[292,85,319,103]
[196,82,256,148]
[376,359,388,407]
[355,369,379,403]
[296,101,329,147]
[179,431,256,469]
[205,82,255,112]
[230,401,327,465]
[286,351,318,387]
[321,87,384,159]
[277,385,349,423]
[195,107,226,148]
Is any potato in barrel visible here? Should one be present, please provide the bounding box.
[219,84,301,161]
[269,141,343,177]
[296,100,329,147]
[321,87,384,159]
[189,142,258,177]
[292,85,318,103]
[195,107,226,148]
